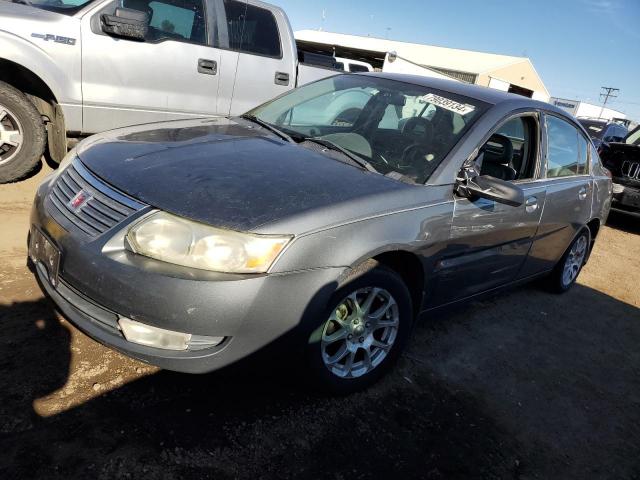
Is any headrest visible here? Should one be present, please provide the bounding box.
[483,133,513,165]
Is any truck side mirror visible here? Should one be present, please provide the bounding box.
[101,7,149,41]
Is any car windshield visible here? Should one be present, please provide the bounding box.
[14,0,95,14]
[578,120,607,139]
[247,75,489,184]
[626,127,640,146]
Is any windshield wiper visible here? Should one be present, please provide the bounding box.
[240,115,296,144]
[13,0,34,5]
[305,138,378,173]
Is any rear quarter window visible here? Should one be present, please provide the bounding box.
[224,0,282,58]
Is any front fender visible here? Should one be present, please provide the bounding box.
[270,199,454,275]
[0,28,81,110]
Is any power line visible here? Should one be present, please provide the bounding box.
[598,86,620,119]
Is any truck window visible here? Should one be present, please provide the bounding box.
[123,0,207,45]
[349,64,370,73]
[224,0,282,58]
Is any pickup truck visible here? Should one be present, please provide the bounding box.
[0,0,335,182]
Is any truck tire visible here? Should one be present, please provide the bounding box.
[0,81,46,183]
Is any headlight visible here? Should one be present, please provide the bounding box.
[127,211,292,273]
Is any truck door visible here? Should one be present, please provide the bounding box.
[221,0,297,115]
[80,0,225,133]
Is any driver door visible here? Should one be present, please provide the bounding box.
[80,0,229,133]
[431,113,547,305]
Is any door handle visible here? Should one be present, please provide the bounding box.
[275,71,290,86]
[578,186,588,200]
[197,58,217,75]
[525,196,538,213]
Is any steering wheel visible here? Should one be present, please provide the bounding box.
[401,117,434,142]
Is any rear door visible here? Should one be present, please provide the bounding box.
[520,114,593,275]
[81,0,224,133]
[222,0,296,115]
[432,113,547,305]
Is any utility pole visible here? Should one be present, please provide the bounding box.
[599,87,619,119]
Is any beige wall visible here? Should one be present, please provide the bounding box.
[476,60,549,99]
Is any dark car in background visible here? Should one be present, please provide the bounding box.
[578,118,628,151]
[29,74,612,393]
[600,126,640,218]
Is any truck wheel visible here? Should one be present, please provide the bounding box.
[0,81,46,183]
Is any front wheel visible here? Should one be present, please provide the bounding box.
[307,264,413,394]
[0,81,46,183]
[548,229,590,293]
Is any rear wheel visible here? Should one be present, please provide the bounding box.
[548,229,590,293]
[308,264,413,394]
[0,81,46,183]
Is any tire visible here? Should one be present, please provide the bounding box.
[0,81,46,183]
[548,229,591,294]
[307,262,413,394]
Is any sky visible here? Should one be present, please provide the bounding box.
[271,0,640,121]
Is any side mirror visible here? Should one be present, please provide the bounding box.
[101,7,149,41]
[456,161,524,208]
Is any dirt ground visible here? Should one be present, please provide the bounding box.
[1,165,639,479]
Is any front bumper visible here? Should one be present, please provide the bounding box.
[29,170,342,373]
[611,179,640,216]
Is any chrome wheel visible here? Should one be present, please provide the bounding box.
[562,235,588,287]
[0,106,24,165]
[321,287,399,379]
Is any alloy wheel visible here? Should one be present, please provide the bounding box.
[562,235,588,287]
[321,287,399,379]
[0,106,24,165]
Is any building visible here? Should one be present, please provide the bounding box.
[549,98,626,121]
[295,30,550,102]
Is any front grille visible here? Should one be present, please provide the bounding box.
[48,160,145,237]
[622,161,640,180]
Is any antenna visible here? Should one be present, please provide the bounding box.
[320,9,326,31]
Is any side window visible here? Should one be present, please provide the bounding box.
[479,116,538,181]
[576,132,589,174]
[590,143,602,171]
[123,0,207,45]
[223,0,281,57]
[546,116,588,178]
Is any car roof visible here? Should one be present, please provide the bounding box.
[361,72,566,114]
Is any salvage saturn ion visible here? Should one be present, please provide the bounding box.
[29,74,612,393]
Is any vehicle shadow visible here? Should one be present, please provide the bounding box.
[1,281,639,479]
[606,210,640,234]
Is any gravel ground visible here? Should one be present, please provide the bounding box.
[1,166,639,479]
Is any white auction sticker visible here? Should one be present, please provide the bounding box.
[421,93,476,116]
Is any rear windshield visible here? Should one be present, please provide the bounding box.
[578,120,607,139]
[626,127,640,146]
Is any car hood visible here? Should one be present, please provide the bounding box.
[77,118,423,234]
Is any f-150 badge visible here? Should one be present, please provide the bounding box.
[31,33,76,46]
